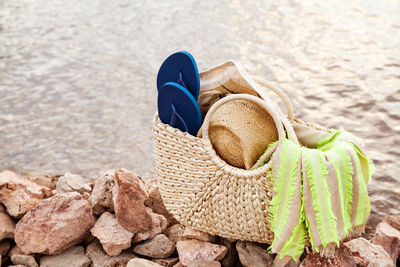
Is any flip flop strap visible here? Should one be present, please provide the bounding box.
[176,72,188,89]
[170,104,189,133]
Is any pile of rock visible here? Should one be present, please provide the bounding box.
[0,169,398,267]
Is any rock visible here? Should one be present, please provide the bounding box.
[86,240,136,267]
[236,241,273,267]
[113,169,151,232]
[89,170,116,215]
[9,265,27,267]
[344,237,394,267]
[273,255,299,267]
[153,258,180,267]
[26,171,60,190]
[144,179,178,226]
[40,246,91,267]
[11,255,38,267]
[165,224,185,243]
[0,239,11,256]
[182,228,216,243]
[218,238,238,267]
[383,214,400,231]
[0,205,15,241]
[133,208,168,243]
[172,262,184,267]
[83,232,96,246]
[0,240,10,265]
[127,258,163,267]
[176,240,228,266]
[90,212,133,256]
[187,260,221,267]
[372,221,400,263]
[56,173,91,194]
[81,192,91,201]
[300,246,356,267]
[9,246,24,257]
[15,192,95,255]
[372,214,400,263]
[133,234,175,259]
[0,171,51,218]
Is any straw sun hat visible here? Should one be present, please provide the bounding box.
[205,98,278,169]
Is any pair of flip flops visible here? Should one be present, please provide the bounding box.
[157,51,202,136]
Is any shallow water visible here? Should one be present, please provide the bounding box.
[0,0,399,236]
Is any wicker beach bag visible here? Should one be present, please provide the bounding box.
[153,61,322,243]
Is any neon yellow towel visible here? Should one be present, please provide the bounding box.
[267,131,374,261]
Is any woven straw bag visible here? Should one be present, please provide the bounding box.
[153,61,308,243]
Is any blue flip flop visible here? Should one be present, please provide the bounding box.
[158,82,202,136]
[157,51,200,100]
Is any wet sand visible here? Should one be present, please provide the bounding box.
[0,0,399,236]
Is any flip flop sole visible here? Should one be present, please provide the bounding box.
[158,82,202,136]
[157,51,200,99]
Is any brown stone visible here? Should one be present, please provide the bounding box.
[90,212,133,256]
[372,222,400,263]
[273,255,299,267]
[383,214,400,231]
[176,240,228,266]
[187,259,221,267]
[127,258,163,267]
[133,208,168,243]
[83,232,96,246]
[26,171,61,190]
[0,205,15,241]
[11,254,38,267]
[300,246,355,267]
[0,239,11,256]
[81,191,91,201]
[40,246,91,267]
[218,238,238,267]
[56,173,92,194]
[133,234,176,259]
[182,228,216,243]
[144,179,178,226]
[113,169,151,232]
[0,171,51,218]
[172,262,184,267]
[165,224,185,243]
[9,245,24,257]
[236,241,273,267]
[89,170,116,215]
[86,240,136,267]
[153,257,180,267]
[344,237,394,267]
[15,192,95,255]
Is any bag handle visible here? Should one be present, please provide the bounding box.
[252,76,295,120]
[227,61,298,143]
[250,77,298,147]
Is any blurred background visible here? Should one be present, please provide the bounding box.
[0,0,399,235]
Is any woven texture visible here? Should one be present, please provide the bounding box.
[153,61,298,243]
[153,114,274,243]
[153,60,372,250]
